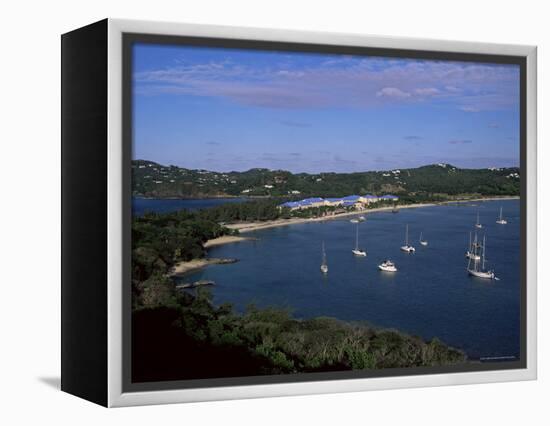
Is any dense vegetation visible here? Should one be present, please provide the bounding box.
[132,210,235,283]
[133,160,520,199]
[133,284,467,382]
[132,208,468,382]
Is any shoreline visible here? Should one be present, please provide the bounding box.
[168,195,518,275]
[204,235,254,247]
[169,257,238,276]
[225,196,520,235]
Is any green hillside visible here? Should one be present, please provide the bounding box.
[132,160,520,199]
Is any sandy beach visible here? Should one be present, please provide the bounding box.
[204,235,253,247]
[224,196,519,235]
[169,257,238,276]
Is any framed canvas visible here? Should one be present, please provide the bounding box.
[61,19,537,407]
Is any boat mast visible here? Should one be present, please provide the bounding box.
[473,233,479,272]
[469,231,472,252]
[500,207,503,221]
[405,224,409,246]
[481,235,485,271]
[322,241,326,265]
[355,224,359,250]
[476,212,480,226]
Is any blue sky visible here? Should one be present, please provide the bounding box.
[132,43,520,173]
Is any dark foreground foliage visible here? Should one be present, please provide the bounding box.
[132,283,467,383]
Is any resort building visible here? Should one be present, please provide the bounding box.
[279,194,398,211]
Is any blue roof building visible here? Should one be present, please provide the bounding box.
[342,195,361,202]
[301,197,325,204]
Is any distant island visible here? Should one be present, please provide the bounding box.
[132,159,520,200]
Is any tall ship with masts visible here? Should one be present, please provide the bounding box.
[465,231,481,260]
[467,235,495,279]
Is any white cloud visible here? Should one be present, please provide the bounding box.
[376,87,411,98]
[135,55,520,111]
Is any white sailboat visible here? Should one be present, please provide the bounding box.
[419,232,428,246]
[352,224,367,257]
[320,241,328,274]
[358,215,366,222]
[465,231,481,260]
[467,235,495,279]
[378,259,397,272]
[350,218,360,224]
[496,207,507,225]
[400,224,416,253]
[475,212,483,229]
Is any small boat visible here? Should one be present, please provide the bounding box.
[320,241,328,274]
[467,235,495,279]
[465,231,481,260]
[419,232,428,246]
[392,207,399,213]
[475,212,483,229]
[350,218,360,224]
[400,224,416,253]
[351,224,367,257]
[496,207,507,225]
[358,216,366,222]
[378,259,397,272]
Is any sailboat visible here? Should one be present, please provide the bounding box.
[378,259,397,272]
[352,224,367,256]
[419,232,428,246]
[467,235,495,279]
[358,215,366,222]
[350,218,360,224]
[496,207,507,225]
[400,224,416,253]
[320,241,328,274]
[465,231,481,260]
[475,212,483,229]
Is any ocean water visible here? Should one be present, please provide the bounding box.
[180,199,521,360]
[132,197,247,216]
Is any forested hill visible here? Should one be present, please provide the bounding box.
[132,160,520,199]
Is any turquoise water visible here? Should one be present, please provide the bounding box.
[180,199,521,360]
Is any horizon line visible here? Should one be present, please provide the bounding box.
[132,158,520,174]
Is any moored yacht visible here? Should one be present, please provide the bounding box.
[351,223,367,257]
[320,241,328,274]
[496,207,507,225]
[378,259,397,272]
[400,224,416,253]
[475,212,483,229]
[419,232,428,246]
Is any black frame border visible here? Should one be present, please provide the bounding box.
[122,32,527,393]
